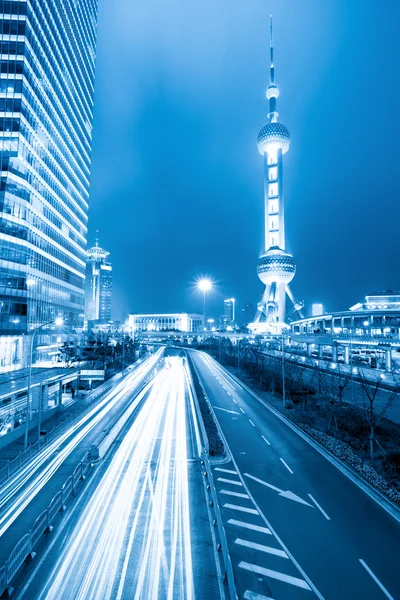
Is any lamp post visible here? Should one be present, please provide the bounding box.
[24,317,64,450]
[197,278,212,334]
[270,324,289,408]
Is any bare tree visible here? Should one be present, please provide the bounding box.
[358,372,398,460]
[318,366,351,432]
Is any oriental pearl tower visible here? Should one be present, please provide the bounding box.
[251,17,303,330]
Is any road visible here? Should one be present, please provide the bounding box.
[190,350,400,600]
[12,356,222,600]
[0,351,163,566]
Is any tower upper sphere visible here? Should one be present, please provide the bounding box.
[257,122,291,155]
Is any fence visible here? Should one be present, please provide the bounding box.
[0,369,125,487]
[185,355,237,600]
[0,451,91,599]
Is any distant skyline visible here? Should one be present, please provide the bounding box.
[89,0,400,320]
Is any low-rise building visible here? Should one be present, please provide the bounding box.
[127,313,203,333]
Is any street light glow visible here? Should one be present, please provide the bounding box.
[197,278,212,292]
[55,317,64,327]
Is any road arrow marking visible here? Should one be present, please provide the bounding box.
[244,473,313,507]
[213,406,240,415]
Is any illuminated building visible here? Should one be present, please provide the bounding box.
[221,298,235,329]
[127,313,204,334]
[250,18,303,331]
[85,237,112,328]
[0,1,99,370]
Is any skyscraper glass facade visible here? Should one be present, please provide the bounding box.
[0,0,98,367]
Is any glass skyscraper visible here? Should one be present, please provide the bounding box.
[0,0,98,369]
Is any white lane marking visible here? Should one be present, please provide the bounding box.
[221,490,249,499]
[222,385,226,390]
[261,435,270,446]
[244,473,313,506]
[235,538,288,558]
[249,419,255,427]
[232,399,237,404]
[244,592,274,600]
[308,494,331,520]
[227,391,231,396]
[239,562,311,590]
[280,458,294,474]
[217,478,243,486]
[214,467,237,475]
[359,559,395,600]
[224,503,259,515]
[239,407,245,414]
[213,406,240,415]
[228,519,271,535]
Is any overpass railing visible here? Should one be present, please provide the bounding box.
[0,368,127,488]
[0,451,92,598]
[185,354,238,600]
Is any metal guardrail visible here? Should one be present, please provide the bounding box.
[0,451,92,598]
[0,368,127,487]
[184,355,237,600]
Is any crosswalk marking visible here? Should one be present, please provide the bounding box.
[217,478,243,486]
[214,467,237,475]
[227,519,271,535]
[224,504,259,515]
[239,562,311,590]
[235,538,288,558]
[221,490,249,499]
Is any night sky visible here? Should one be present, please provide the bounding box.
[89,0,400,322]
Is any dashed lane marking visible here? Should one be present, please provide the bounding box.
[235,538,288,558]
[280,458,293,474]
[215,467,237,475]
[261,435,270,446]
[224,504,259,515]
[359,559,395,600]
[249,419,255,427]
[227,519,271,535]
[221,490,250,499]
[227,391,231,396]
[244,592,274,600]
[232,399,237,404]
[239,407,245,414]
[308,494,331,520]
[217,478,243,486]
[239,562,311,590]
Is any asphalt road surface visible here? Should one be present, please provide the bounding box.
[190,350,400,600]
[12,356,221,600]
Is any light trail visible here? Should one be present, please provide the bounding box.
[0,350,163,538]
[35,357,196,600]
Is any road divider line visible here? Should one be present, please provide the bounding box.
[232,399,237,404]
[227,391,231,396]
[239,562,311,590]
[244,591,274,600]
[261,435,270,446]
[227,519,271,535]
[280,458,293,474]
[217,478,243,486]
[215,467,237,475]
[239,407,245,414]
[235,538,288,558]
[221,490,250,499]
[249,420,255,427]
[308,494,331,520]
[224,504,259,515]
[359,559,395,600]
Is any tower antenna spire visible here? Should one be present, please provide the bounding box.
[95,229,99,247]
[267,15,279,122]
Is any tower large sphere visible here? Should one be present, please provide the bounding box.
[257,122,290,155]
[257,248,296,285]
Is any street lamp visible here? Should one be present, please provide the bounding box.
[197,278,213,330]
[24,317,64,450]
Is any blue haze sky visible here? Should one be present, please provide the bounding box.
[89,0,400,321]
